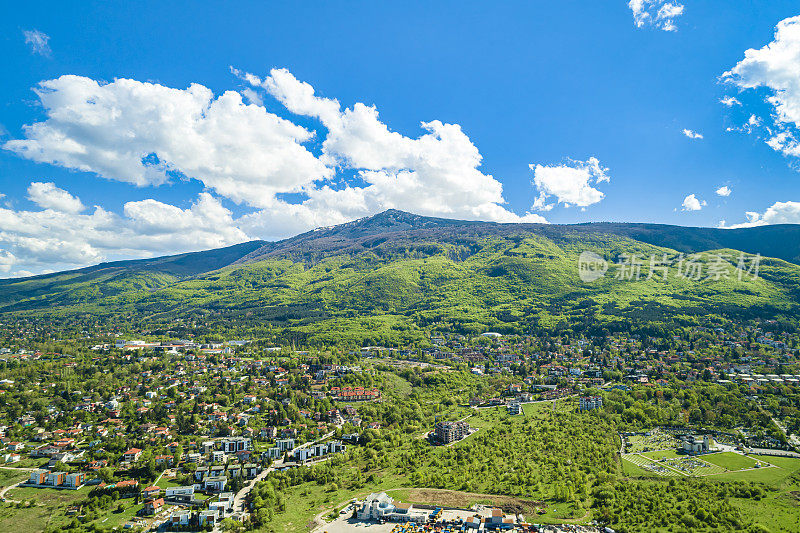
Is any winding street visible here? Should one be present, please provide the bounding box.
[228,430,337,525]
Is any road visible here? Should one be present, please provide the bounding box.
[225,430,337,529]
[756,400,800,450]
[0,466,39,504]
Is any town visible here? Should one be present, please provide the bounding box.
[0,316,798,532]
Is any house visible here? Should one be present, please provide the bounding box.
[154,454,174,466]
[143,485,161,498]
[165,485,195,504]
[209,492,234,514]
[170,510,192,526]
[199,508,219,526]
[194,466,209,481]
[143,497,164,515]
[123,447,143,462]
[88,459,108,470]
[204,475,227,492]
[116,479,139,493]
[243,463,260,478]
[507,401,522,415]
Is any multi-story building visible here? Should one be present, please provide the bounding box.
[579,396,603,411]
[433,420,470,444]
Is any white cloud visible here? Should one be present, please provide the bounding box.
[723,16,800,158]
[529,157,610,211]
[0,189,247,277]
[628,0,684,31]
[27,182,85,213]
[240,67,547,226]
[1,67,559,274]
[715,185,732,197]
[723,201,800,228]
[720,96,741,107]
[682,128,704,139]
[681,194,706,211]
[23,29,50,56]
[4,75,332,207]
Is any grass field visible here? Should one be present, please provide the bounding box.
[701,452,760,471]
[0,468,28,489]
[626,450,771,478]
[0,486,89,532]
[625,432,678,453]
[641,449,680,460]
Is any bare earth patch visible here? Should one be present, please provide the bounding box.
[388,488,545,515]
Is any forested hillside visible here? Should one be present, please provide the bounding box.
[2,210,800,345]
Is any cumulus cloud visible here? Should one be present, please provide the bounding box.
[681,194,706,211]
[23,29,50,56]
[27,182,85,213]
[682,128,704,139]
[723,201,800,228]
[0,189,247,277]
[716,185,732,197]
[3,75,332,207]
[1,68,554,274]
[239,67,547,225]
[723,16,800,159]
[529,157,609,211]
[628,0,684,31]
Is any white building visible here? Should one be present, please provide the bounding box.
[681,435,713,454]
[357,492,426,522]
[579,396,602,411]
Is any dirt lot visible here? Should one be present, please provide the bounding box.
[388,488,544,515]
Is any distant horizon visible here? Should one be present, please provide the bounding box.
[5,208,800,282]
[2,2,800,276]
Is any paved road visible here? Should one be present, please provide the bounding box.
[227,430,337,527]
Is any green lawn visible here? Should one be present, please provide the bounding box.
[701,452,758,471]
[715,455,800,485]
[641,449,680,460]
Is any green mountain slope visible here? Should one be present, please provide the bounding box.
[0,240,267,308]
[2,211,799,344]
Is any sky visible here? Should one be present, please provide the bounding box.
[2,1,800,277]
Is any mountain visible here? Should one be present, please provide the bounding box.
[0,240,266,308]
[2,210,800,344]
[237,209,800,265]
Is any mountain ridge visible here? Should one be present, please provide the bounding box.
[4,210,800,286]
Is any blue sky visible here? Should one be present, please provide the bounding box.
[2,1,800,276]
